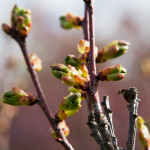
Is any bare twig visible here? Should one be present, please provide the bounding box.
[82,3,89,41]
[119,87,140,150]
[9,31,74,150]
[101,95,119,150]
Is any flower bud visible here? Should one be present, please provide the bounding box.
[137,116,150,149]
[96,40,130,62]
[1,24,12,35]
[80,64,88,78]
[60,16,74,29]
[51,64,70,79]
[57,93,82,120]
[11,5,32,36]
[61,75,78,86]
[2,87,36,106]
[50,120,70,138]
[64,54,81,69]
[60,12,83,30]
[30,53,42,72]
[97,64,126,81]
[77,39,89,54]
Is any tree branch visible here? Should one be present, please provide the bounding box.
[101,95,119,149]
[85,0,114,149]
[10,32,74,150]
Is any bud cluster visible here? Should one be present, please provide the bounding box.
[51,63,89,87]
[2,5,32,37]
[60,12,83,30]
[30,53,42,72]
[3,87,37,106]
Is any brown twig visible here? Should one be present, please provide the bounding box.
[119,87,140,150]
[101,95,119,149]
[9,31,74,150]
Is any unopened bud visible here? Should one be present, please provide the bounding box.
[30,53,42,72]
[3,87,36,106]
[64,54,81,69]
[50,120,70,138]
[11,5,32,37]
[97,64,126,81]
[61,75,78,86]
[80,64,88,78]
[77,39,89,54]
[51,64,70,79]
[58,93,82,119]
[60,12,83,30]
[96,40,130,62]
[2,24,12,35]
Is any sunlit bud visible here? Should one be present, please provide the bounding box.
[61,75,78,86]
[2,87,36,106]
[97,64,127,81]
[56,110,68,121]
[96,40,130,63]
[58,93,82,119]
[60,12,83,30]
[1,24,12,35]
[80,64,88,78]
[29,53,42,72]
[11,5,32,36]
[60,16,74,29]
[74,75,86,84]
[64,54,81,69]
[50,120,70,138]
[77,39,89,54]
[137,116,150,149]
[51,64,70,73]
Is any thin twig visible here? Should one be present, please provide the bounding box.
[10,32,74,150]
[101,95,119,150]
[119,87,140,150]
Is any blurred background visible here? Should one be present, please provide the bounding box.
[0,0,150,150]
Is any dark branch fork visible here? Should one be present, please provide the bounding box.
[119,87,140,150]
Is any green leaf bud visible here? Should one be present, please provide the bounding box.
[97,64,127,81]
[60,16,74,29]
[60,12,83,30]
[2,87,36,106]
[64,54,81,69]
[58,93,82,119]
[10,5,32,37]
[51,64,70,73]
[96,40,130,62]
